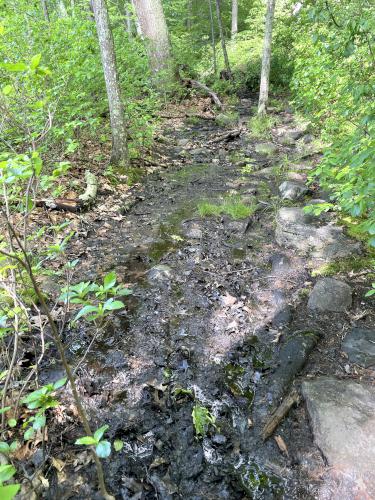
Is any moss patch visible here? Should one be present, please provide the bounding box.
[312,256,375,278]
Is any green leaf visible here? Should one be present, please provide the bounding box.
[0,407,11,415]
[24,427,35,441]
[103,299,124,311]
[30,54,42,70]
[95,440,111,458]
[0,465,16,483]
[0,62,28,72]
[113,439,123,452]
[7,419,16,428]
[94,425,109,442]
[117,288,133,297]
[53,377,67,390]
[0,484,21,500]
[0,442,10,454]
[365,289,375,297]
[32,414,46,430]
[75,436,97,446]
[2,85,12,96]
[74,305,98,322]
[103,271,116,290]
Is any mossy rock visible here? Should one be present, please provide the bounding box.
[216,112,239,127]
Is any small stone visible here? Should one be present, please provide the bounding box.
[190,147,208,156]
[147,264,173,283]
[212,434,227,445]
[279,181,307,200]
[287,172,306,182]
[177,138,189,147]
[308,278,352,312]
[254,142,278,156]
[342,328,375,368]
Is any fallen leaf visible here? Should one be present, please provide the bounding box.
[150,456,169,469]
[52,457,66,472]
[274,435,288,456]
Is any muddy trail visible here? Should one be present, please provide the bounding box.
[48,97,374,499]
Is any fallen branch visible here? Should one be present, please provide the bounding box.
[182,78,223,109]
[209,129,242,144]
[35,170,98,212]
[262,390,300,440]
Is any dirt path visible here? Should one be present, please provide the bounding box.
[52,97,374,499]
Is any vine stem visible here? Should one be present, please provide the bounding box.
[0,222,114,500]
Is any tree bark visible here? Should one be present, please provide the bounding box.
[92,0,129,165]
[58,0,68,17]
[215,0,232,79]
[258,0,276,115]
[40,0,50,21]
[231,0,238,37]
[208,0,217,75]
[124,4,132,35]
[187,0,193,31]
[132,0,172,80]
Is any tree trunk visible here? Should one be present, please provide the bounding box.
[187,0,193,31]
[208,0,217,75]
[40,0,50,21]
[231,0,238,37]
[258,0,276,115]
[131,0,143,36]
[124,4,132,35]
[215,0,232,79]
[132,0,172,79]
[92,0,129,165]
[58,0,68,17]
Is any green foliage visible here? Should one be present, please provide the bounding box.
[0,464,20,500]
[198,195,256,219]
[292,0,375,245]
[365,284,375,298]
[248,114,280,139]
[191,404,216,437]
[75,425,112,458]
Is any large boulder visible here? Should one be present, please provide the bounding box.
[308,278,352,312]
[302,377,375,499]
[275,207,361,260]
[342,327,375,368]
[278,181,307,201]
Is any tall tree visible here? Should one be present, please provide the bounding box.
[132,0,172,79]
[231,0,238,37]
[92,0,128,165]
[215,0,232,79]
[40,0,50,21]
[208,0,217,74]
[258,0,276,115]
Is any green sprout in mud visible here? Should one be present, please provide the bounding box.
[76,425,112,458]
[192,404,216,437]
[0,464,20,499]
[197,195,257,220]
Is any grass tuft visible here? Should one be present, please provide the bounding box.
[198,195,256,219]
[248,114,280,139]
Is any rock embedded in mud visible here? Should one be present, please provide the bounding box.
[268,331,320,403]
[308,278,352,312]
[275,207,361,260]
[254,142,278,156]
[342,327,375,368]
[212,434,227,445]
[278,181,307,201]
[148,264,173,283]
[302,377,375,499]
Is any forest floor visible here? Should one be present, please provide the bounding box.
[23,96,375,499]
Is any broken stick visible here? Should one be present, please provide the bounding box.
[262,390,300,441]
[182,79,223,109]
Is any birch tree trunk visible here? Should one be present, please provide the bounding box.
[132,0,172,79]
[215,0,232,79]
[131,0,142,36]
[187,0,193,31]
[92,0,129,165]
[258,0,276,115]
[58,0,68,17]
[208,0,217,75]
[124,4,132,35]
[40,0,50,21]
[231,0,238,37]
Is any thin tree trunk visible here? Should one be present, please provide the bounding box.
[131,0,142,36]
[40,0,50,21]
[208,0,217,75]
[187,0,193,30]
[231,0,238,37]
[215,0,232,79]
[258,0,276,115]
[58,0,68,17]
[124,4,132,35]
[133,0,172,79]
[92,0,129,165]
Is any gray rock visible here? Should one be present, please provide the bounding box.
[147,264,172,283]
[190,147,208,156]
[308,278,352,312]
[302,377,375,499]
[287,171,307,183]
[183,223,202,239]
[177,138,189,147]
[279,181,307,200]
[254,142,278,156]
[342,328,375,368]
[212,434,227,445]
[275,207,361,260]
